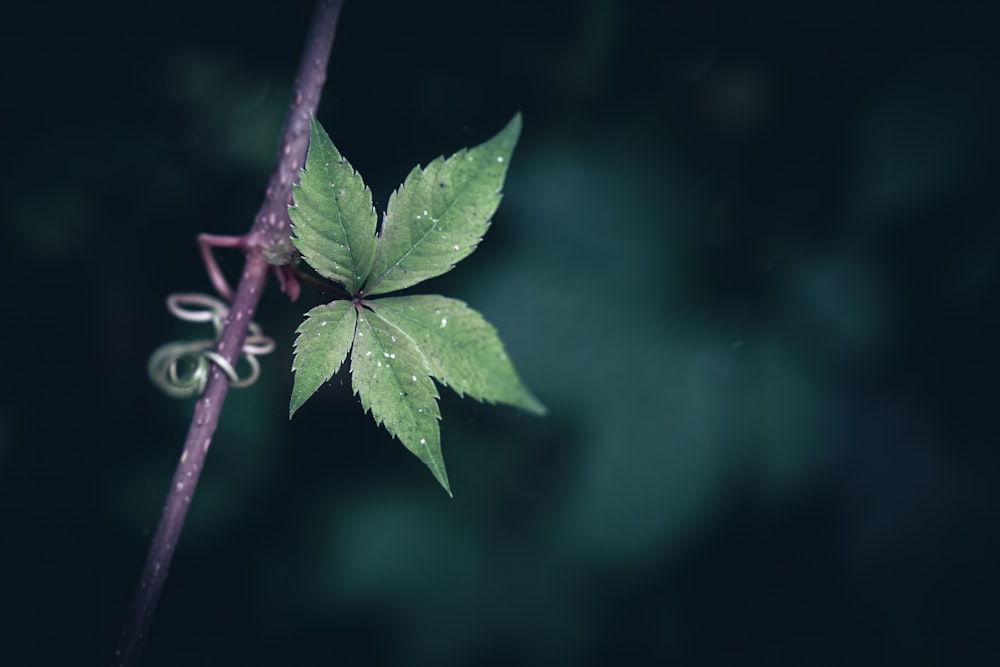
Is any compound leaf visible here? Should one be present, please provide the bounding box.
[290,117,377,293]
[364,113,521,296]
[351,307,450,494]
[371,295,546,415]
[288,113,542,495]
[290,300,357,417]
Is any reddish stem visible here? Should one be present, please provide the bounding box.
[114,2,344,664]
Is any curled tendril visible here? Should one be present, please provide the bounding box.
[148,293,275,398]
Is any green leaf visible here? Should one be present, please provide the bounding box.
[371,295,546,415]
[351,307,450,495]
[288,114,543,495]
[289,117,378,293]
[363,113,522,296]
[290,301,357,417]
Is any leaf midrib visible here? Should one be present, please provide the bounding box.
[364,161,477,294]
[359,311,429,422]
[326,163,370,294]
[372,300,475,358]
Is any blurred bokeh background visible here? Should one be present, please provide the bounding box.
[2,0,999,664]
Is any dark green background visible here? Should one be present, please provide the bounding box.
[3,0,999,664]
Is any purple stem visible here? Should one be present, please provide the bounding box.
[114,2,344,665]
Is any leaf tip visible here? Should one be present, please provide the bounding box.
[423,447,453,496]
[509,110,523,131]
[288,392,305,420]
[524,395,548,417]
[496,112,522,150]
[307,112,322,134]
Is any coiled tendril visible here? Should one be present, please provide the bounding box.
[148,293,275,398]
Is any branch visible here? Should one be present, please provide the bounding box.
[114,2,344,664]
[249,0,342,266]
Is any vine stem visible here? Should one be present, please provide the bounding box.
[114,1,344,664]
